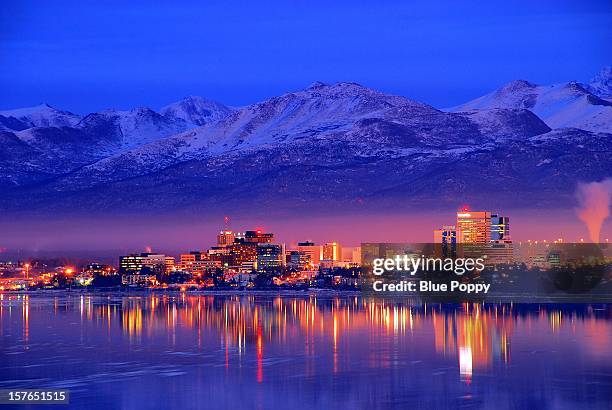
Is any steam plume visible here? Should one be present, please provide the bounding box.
[576,179,612,243]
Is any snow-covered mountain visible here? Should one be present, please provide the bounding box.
[1,79,610,216]
[0,103,81,129]
[160,96,234,126]
[449,79,612,133]
[0,97,235,189]
[586,66,612,99]
[76,107,197,150]
[37,82,492,189]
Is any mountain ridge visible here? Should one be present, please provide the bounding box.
[448,76,612,133]
[1,77,610,216]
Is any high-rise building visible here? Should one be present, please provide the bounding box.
[434,225,463,257]
[286,250,310,270]
[207,246,231,267]
[297,241,322,265]
[179,251,214,274]
[256,244,284,271]
[217,230,235,247]
[351,247,362,265]
[322,242,342,261]
[488,214,512,265]
[434,225,463,244]
[456,210,491,244]
[119,253,165,285]
[164,256,175,273]
[179,252,197,270]
[119,254,144,274]
[490,214,510,240]
[140,253,166,274]
[243,229,274,244]
[228,242,258,268]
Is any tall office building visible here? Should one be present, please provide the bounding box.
[243,230,274,244]
[351,247,362,265]
[286,250,310,270]
[297,241,322,265]
[228,242,258,268]
[456,210,491,244]
[434,225,463,244]
[256,244,284,271]
[179,251,215,274]
[216,230,235,247]
[119,253,166,283]
[434,225,463,257]
[322,242,342,261]
[119,254,144,274]
[179,252,197,270]
[488,214,513,265]
[140,253,167,274]
[490,214,510,240]
[164,256,175,273]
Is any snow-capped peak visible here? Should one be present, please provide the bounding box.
[586,66,612,99]
[449,77,612,133]
[76,106,196,150]
[0,103,81,128]
[306,81,328,90]
[497,79,537,93]
[160,96,234,126]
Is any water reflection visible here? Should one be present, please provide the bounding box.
[0,293,611,409]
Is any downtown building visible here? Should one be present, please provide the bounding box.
[216,230,235,247]
[488,214,514,265]
[433,208,514,266]
[286,250,311,270]
[256,244,285,271]
[179,251,220,276]
[296,241,322,266]
[456,210,492,245]
[226,229,278,273]
[119,252,166,286]
[322,242,342,261]
[434,225,464,257]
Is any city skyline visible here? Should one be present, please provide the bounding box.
[2,207,610,292]
[1,205,609,255]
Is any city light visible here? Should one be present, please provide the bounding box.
[1,211,610,291]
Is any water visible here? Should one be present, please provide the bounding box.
[0,293,610,409]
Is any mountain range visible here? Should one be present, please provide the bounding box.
[1,68,611,217]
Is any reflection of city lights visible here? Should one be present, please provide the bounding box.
[5,294,606,386]
[459,346,473,382]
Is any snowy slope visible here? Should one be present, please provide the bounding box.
[586,66,612,99]
[30,82,552,192]
[77,107,196,150]
[0,103,81,128]
[44,82,446,185]
[160,96,234,126]
[449,80,612,133]
[1,79,609,214]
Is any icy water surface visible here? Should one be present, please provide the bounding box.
[0,293,611,409]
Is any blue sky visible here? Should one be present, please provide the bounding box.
[1,0,610,113]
